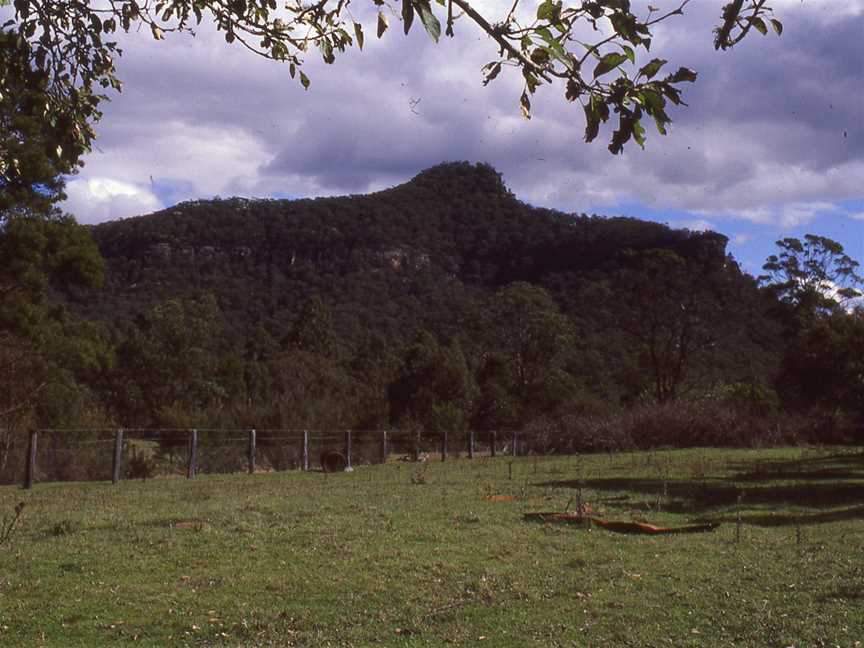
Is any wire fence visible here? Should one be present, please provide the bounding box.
[5,427,562,487]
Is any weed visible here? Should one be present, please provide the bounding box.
[411,463,429,485]
[0,501,25,547]
[50,519,78,537]
[127,451,156,481]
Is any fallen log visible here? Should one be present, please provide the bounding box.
[523,512,719,535]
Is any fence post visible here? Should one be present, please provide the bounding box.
[248,429,256,475]
[380,430,388,464]
[512,430,518,458]
[112,429,124,485]
[24,430,37,490]
[187,429,198,479]
[468,429,475,460]
[302,430,310,471]
[344,430,353,471]
[440,429,448,462]
[413,430,421,462]
[490,430,497,458]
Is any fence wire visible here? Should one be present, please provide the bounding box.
[2,428,558,486]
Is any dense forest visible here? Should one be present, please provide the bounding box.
[2,162,863,480]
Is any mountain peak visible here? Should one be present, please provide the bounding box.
[406,161,513,198]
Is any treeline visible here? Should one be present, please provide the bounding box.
[2,163,862,480]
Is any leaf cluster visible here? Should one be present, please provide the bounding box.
[1,0,783,179]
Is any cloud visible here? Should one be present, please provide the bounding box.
[63,178,163,224]
[49,0,862,230]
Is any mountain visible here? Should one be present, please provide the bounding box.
[78,162,727,340]
[57,161,781,430]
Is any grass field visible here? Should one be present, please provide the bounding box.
[1,446,863,647]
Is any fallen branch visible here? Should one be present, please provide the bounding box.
[523,512,719,535]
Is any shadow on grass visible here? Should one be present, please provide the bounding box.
[821,583,864,602]
[535,450,864,527]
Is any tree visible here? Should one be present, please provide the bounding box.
[473,282,576,428]
[778,308,864,431]
[0,213,108,475]
[0,31,80,215]
[111,294,235,425]
[388,331,475,431]
[760,235,863,321]
[615,248,730,403]
[1,0,782,179]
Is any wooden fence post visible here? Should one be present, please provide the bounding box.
[302,430,310,471]
[380,430,388,464]
[344,430,353,470]
[490,430,497,458]
[24,430,37,490]
[512,430,518,458]
[248,429,256,475]
[440,429,448,462]
[468,429,475,460]
[187,429,198,479]
[112,429,124,485]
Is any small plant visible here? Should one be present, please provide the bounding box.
[0,502,25,547]
[410,463,429,485]
[127,449,156,481]
[51,520,78,537]
[735,491,745,544]
[795,515,805,546]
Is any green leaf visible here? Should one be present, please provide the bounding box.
[319,40,334,64]
[520,90,531,120]
[668,67,697,83]
[354,22,364,50]
[593,52,627,78]
[632,118,646,149]
[750,17,767,35]
[530,48,550,65]
[770,19,783,36]
[299,71,310,90]
[638,58,666,80]
[377,11,388,38]
[622,45,635,64]
[583,102,600,143]
[482,62,502,86]
[537,0,555,20]
[601,0,630,10]
[583,94,609,143]
[402,0,414,35]
[417,1,441,43]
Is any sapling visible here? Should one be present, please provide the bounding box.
[1,502,26,547]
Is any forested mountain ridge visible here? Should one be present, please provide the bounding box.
[49,161,788,436]
[81,162,730,342]
[1,160,858,480]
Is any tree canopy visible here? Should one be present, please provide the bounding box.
[1,0,782,183]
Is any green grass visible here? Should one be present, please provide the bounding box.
[1,447,863,647]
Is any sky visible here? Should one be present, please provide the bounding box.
[35,1,864,277]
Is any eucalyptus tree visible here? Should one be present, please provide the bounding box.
[760,235,864,317]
